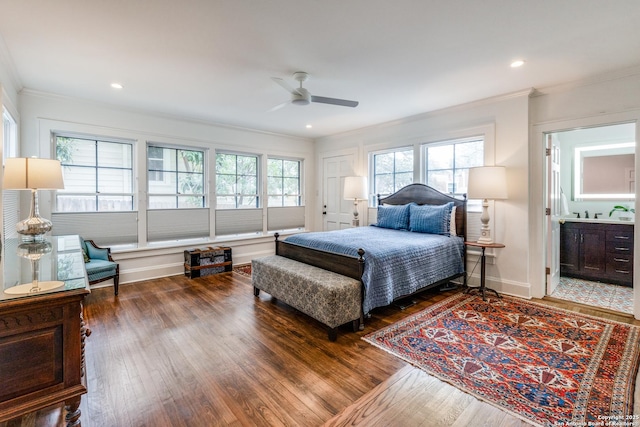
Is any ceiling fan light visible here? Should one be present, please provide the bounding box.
[292,97,310,106]
[292,88,311,105]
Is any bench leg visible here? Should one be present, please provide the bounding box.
[328,327,338,342]
[253,287,260,297]
[352,319,360,332]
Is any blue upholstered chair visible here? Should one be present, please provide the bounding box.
[81,238,120,295]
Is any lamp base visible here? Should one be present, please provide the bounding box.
[16,216,52,242]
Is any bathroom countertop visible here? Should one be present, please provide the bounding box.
[561,217,634,224]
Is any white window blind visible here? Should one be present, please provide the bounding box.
[466,211,481,242]
[147,208,209,242]
[215,209,262,236]
[267,206,305,231]
[52,212,138,246]
[3,190,19,240]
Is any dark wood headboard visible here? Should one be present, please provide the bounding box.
[377,183,467,239]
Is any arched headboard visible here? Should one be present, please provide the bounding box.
[377,183,467,239]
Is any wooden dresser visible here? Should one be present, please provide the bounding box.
[0,235,90,426]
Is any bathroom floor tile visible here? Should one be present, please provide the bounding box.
[550,277,633,314]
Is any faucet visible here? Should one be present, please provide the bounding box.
[573,212,581,218]
[585,210,589,219]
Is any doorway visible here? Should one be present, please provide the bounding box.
[546,122,636,314]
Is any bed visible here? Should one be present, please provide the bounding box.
[274,183,467,314]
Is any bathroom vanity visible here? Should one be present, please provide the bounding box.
[560,219,634,287]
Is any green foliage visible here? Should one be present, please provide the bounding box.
[56,137,76,164]
[609,205,635,216]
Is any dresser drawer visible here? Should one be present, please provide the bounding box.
[607,230,633,242]
[606,251,633,286]
[606,239,633,255]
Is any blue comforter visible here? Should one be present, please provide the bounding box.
[285,226,464,313]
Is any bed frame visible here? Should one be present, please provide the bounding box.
[274,183,468,307]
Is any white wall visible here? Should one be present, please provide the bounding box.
[314,90,532,298]
[17,90,315,285]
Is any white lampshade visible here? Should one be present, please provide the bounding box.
[3,157,65,190]
[344,176,368,200]
[467,166,508,200]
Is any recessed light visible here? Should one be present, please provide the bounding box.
[510,60,525,68]
[306,124,312,129]
[110,82,123,89]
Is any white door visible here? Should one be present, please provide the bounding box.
[546,133,562,295]
[323,155,355,231]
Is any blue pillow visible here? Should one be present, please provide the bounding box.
[376,204,411,230]
[409,202,454,235]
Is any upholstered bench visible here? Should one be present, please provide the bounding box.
[252,255,362,341]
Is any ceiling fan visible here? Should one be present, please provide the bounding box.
[270,71,359,111]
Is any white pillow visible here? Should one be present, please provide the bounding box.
[450,206,457,236]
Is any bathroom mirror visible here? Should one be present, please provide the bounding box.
[574,142,635,199]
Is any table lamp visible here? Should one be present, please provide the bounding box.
[344,176,368,226]
[3,157,65,241]
[467,166,508,244]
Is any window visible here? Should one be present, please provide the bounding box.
[216,153,259,208]
[3,108,17,159]
[372,148,413,198]
[3,108,19,241]
[267,158,301,206]
[424,137,483,195]
[147,145,205,209]
[55,135,134,212]
[147,146,164,182]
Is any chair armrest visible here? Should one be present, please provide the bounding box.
[85,239,114,262]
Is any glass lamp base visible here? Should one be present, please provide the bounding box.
[16,216,52,242]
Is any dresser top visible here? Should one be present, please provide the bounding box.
[1,235,90,302]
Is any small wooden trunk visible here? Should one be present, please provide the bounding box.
[184,247,232,278]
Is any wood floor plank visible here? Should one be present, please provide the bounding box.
[2,272,638,427]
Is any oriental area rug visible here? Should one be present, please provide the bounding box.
[363,293,640,427]
[233,264,252,277]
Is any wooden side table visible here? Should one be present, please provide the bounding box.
[464,241,505,301]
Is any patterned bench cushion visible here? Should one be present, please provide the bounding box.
[252,255,361,329]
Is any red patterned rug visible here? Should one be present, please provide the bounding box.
[363,293,640,426]
[233,264,252,277]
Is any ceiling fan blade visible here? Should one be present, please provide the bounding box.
[271,77,302,95]
[267,101,290,112]
[311,95,359,108]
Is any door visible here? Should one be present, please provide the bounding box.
[546,133,562,294]
[323,154,355,231]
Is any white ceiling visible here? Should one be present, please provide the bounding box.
[1,0,639,138]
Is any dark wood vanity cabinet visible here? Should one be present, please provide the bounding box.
[560,222,633,287]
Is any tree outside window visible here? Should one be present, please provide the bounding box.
[147,145,205,209]
[216,153,259,208]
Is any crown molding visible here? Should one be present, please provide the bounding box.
[317,88,534,142]
[530,64,640,98]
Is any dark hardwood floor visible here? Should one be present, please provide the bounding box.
[2,271,638,427]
